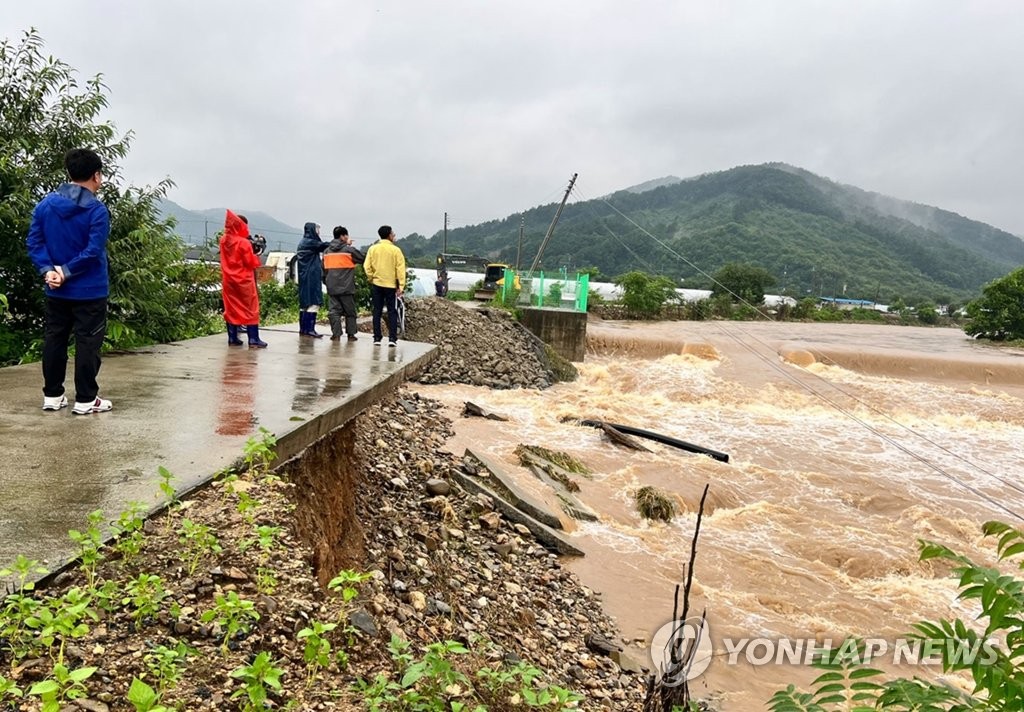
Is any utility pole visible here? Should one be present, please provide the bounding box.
[443,212,448,254]
[528,172,577,276]
[515,216,524,271]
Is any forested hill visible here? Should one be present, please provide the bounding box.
[399,164,1024,303]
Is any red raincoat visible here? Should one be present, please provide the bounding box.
[220,210,261,325]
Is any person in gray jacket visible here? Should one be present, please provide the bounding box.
[322,226,365,341]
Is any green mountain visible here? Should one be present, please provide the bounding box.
[157,198,304,251]
[399,164,1024,303]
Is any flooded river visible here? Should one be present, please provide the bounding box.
[415,319,1024,709]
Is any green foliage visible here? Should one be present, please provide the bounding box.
[712,262,776,306]
[27,663,97,712]
[0,30,221,364]
[0,674,23,703]
[915,301,940,325]
[614,270,678,317]
[127,676,171,712]
[964,266,1024,341]
[24,587,97,663]
[177,519,222,576]
[771,520,1024,710]
[258,280,299,324]
[143,640,191,693]
[297,619,338,685]
[67,510,105,587]
[112,502,147,562]
[356,635,583,711]
[201,591,260,651]
[243,427,278,476]
[328,569,373,608]
[157,466,177,503]
[122,574,168,626]
[230,651,284,712]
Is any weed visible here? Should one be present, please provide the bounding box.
[25,587,97,664]
[296,619,338,686]
[127,677,171,712]
[0,554,48,594]
[236,491,260,523]
[255,567,279,595]
[230,651,284,712]
[144,640,191,693]
[27,663,97,712]
[157,466,177,503]
[327,569,373,609]
[177,519,222,576]
[243,427,278,477]
[0,674,23,704]
[201,591,260,652]
[67,510,105,587]
[122,574,169,627]
[112,502,147,562]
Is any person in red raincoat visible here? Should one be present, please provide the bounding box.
[220,210,267,348]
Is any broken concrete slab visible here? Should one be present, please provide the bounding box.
[450,469,584,557]
[525,464,599,522]
[462,449,564,531]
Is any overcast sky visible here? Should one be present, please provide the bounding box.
[3,1,1023,246]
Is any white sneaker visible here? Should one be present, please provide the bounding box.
[72,397,113,415]
[42,395,68,411]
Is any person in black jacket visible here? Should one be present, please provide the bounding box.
[323,226,365,341]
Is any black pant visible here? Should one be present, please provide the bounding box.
[42,296,107,403]
[327,293,358,338]
[370,285,398,342]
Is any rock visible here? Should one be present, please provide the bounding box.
[610,649,648,674]
[479,512,502,530]
[408,591,428,612]
[585,632,623,656]
[425,478,451,496]
[74,700,110,712]
[348,608,379,637]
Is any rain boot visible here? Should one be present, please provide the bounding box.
[298,311,312,336]
[247,324,268,349]
[227,324,243,346]
[307,312,324,338]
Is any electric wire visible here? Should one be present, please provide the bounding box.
[571,182,1024,522]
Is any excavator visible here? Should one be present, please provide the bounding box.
[436,172,577,301]
[435,253,520,300]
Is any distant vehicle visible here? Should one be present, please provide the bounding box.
[435,253,520,300]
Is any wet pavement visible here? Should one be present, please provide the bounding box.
[0,325,436,576]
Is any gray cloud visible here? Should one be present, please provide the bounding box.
[3,0,1022,243]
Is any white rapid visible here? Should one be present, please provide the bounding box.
[415,319,1024,709]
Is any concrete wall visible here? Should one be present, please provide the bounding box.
[519,307,588,362]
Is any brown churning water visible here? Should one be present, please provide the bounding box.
[416,319,1024,709]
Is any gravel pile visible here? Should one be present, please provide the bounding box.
[399,298,572,389]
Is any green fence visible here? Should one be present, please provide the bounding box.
[513,271,588,312]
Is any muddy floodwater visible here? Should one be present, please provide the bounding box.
[415,319,1024,710]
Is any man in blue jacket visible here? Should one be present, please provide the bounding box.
[25,148,113,414]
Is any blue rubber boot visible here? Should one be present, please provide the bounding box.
[247,325,268,349]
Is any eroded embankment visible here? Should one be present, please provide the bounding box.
[285,388,650,709]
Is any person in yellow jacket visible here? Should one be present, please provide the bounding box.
[363,225,407,346]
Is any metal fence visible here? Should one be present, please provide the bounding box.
[507,270,589,312]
